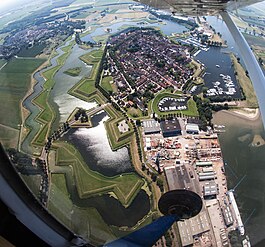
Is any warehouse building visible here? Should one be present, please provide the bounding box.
[195,161,213,167]
[222,206,234,226]
[160,119,182,137]
[164,165,200,194]
[177,210,211,246]
[186,123,199,134]
[142,119,161,135]
[203,181,218,199]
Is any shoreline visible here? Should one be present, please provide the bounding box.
[224,108,260,121]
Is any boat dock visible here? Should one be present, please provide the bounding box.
[227,190,245,235]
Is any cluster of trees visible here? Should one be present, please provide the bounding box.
[75,32,96,47]
[74,108,88,122]
[193,95,212,130]
[35,158,49,205]
[131,119,143,161]
[7,149,35,174]
[127,42,140,53]
[211,103,229,111]
[141,164,164,192]
[155,59,165,68]
[45,121,70,152]
[7,149,49,204]
[207,40,223,47]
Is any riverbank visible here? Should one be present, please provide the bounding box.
[213,108,265,245]
[230,53,258,107]
[221,108,259,121]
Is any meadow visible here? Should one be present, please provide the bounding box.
[0,58,45,130]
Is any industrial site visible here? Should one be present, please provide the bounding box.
[142,118,245,246]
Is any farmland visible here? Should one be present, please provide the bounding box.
[0,57,45,147]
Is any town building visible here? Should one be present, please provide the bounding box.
[186,123,199,134]
[142,119,161,135]
[160,119,182,137]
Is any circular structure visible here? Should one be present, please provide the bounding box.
[158,189,202,219]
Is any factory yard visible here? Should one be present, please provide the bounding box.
[141,118,243,246]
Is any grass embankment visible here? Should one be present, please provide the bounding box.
[104,105,134,150]
[21,174,42,197]
[101,75,117,93]
[68,47,105,102]
[152,92,199,117]
[52,141,144,208]
[31,41,74,146]
[0,58,46,147]
[48,173,115,245]
[190,59,204,85]
[230,53,258,108]
[63,67,82,77]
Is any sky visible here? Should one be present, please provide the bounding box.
[0,0,34,14]
[0,0,17,9]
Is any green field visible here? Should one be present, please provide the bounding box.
[53,141,144,208]
[230,53,258,107]
[127,107,143,118]
[21,174,42,197]
[48,179,115,245]
[18,44,46,57]
[0,58,45,130]
[63,67,82,77]
[51,173,69,197]
[0,59,6,68]
[69,47,105,100]
[152,92,199,117]
[243,33,265,47]
[101,75,117,93]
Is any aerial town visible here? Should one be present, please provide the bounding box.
[107,28,195,112]
[0,0,261,246]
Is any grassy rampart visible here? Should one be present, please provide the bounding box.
[52,141,144,208]
[31,41,75,146]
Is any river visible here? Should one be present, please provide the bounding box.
[82,18,188,43]
[214,111,265,246]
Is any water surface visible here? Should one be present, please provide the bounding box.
[214,111,265,245]
[63,111,133,176]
